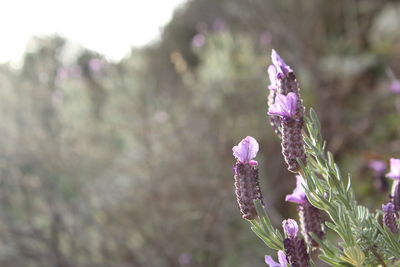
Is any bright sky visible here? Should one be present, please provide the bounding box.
[0,0,186,63]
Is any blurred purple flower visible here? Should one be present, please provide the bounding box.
[383,202,395,213]
[386,158,400,179]
[212,18,226,32]
[267,65,277,91]
[390,80,400,93]
[368,160,386,174]
[192,34,206,48]
[232,136,259,165]
[265,250,288,267]
[382,202,398,233]
[271,49,292,76]
[178,253,191,265]
[282,219,298,239]
[285,175,307,205]
[89,58,103,73]
[259,31,272,46]
[267,92,298,119]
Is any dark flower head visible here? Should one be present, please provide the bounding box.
[265,250,288,267]
[268,93,298,119]
[285,175,307,205]
[386,158,400,180]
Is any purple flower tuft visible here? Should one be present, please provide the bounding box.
[232,136,259,164]
[268,92,298,119]
[390,80,400,93]
[271,49,292,76]
[265,250,288,267]
[382,202,398,233]
[282,219,298,239]
[285,175,307,205]
[386,158,400,179]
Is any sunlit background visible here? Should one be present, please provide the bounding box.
[0,0,400,266]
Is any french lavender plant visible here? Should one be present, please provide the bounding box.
[231,50,400,266]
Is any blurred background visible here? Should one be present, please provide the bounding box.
[1,0,400,266]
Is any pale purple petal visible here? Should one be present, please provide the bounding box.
[277,250,288,266]
[271,49,292,76]
[268,92,298,119]
[264,255,281,267]
[232,136,259,163]
[268,65,277,91]
[386,158,400,179]
[368,160,386,173]
[285,175,307,204]
[382,202,395,213]
[389,80,400,93]
[282,219,298,238]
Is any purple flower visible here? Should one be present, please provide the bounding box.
[192,34,206,48]
[285,175,307,204]
[390,80,400,93]
[271,49,292,76]
[282,219,298,239]
[232,136,259,164]
[268,93,298,119]
[368,160,387,174]
[267,65,277,91]
[386,158,400,179]
[383,202,395,213]
[382,202,398,233]
[265,250,288,267]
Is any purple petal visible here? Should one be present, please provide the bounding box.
[285,175,307,204]
[386,158,400,179]
[282,219,298,238]
[232,136,259,163]
[382,202,395,213]
[389,80,400,93]
[277,250,288,266]
[265,255,280,267]
[268,92,298,119]
[267,65,277,91]
[271,49,292,75]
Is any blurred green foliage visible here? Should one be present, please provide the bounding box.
[0,0,400,266]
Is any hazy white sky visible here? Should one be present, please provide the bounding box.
[0,0,186,63]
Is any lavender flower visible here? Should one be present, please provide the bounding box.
[232,136,259,165]
[285,175,307,205]
[282,219,310,267]
[286,175,325,247]
[191,34,206,48]
[267,50,306,173]
[268,93,298,119]
[271,49,292,77]
[282,219,299,239]
[265,250,288,267]
[367,160,388,192]
[389,80,400,94]
[232,137,263,220]
[382,203,398,233]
